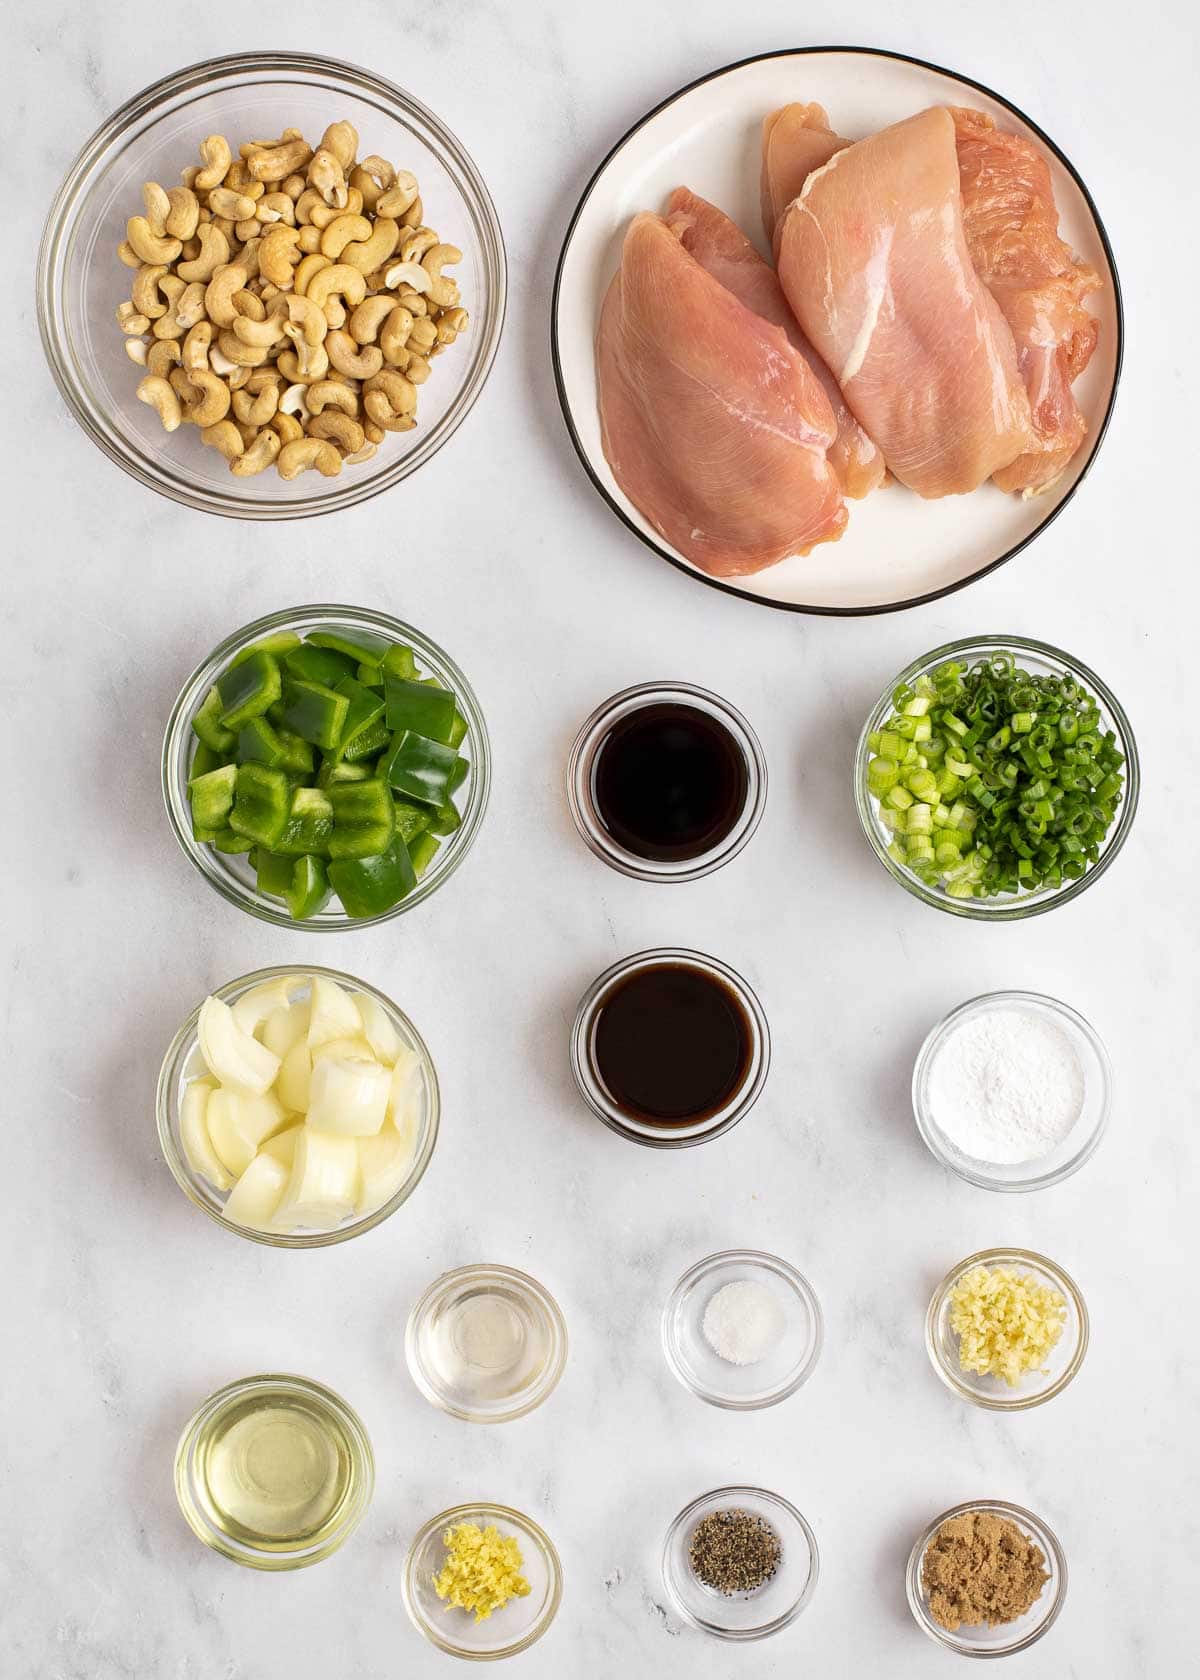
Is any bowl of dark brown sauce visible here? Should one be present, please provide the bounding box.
[567,683,767,881]
[571,948,770,1146]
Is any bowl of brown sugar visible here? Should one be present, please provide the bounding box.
[906,1500,1066,1656]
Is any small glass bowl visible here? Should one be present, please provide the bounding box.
[157,964,439,1247]
[403,1502,562,1660]
[162,604,490,930]
[906,1499,1067,1656]
[926,1248,1088,1410]
[174,1373,374,1571]
[913,991,1112,1191]
[569,947,770,1148]
[662,1486,818,1641]
[853,635,1139,919]
[405,1264,568,1423]
[38,52,505,519]
[662,1250,822,1410]
[566,681,767,881]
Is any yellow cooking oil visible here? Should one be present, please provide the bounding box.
[193,1389,355,1549]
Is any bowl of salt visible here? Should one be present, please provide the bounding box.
[661,1250,822,1411]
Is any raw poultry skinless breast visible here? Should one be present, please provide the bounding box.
[596,209,846,577]
[776,107,1033,498]
[951,106,1102,496]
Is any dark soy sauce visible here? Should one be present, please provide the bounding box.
[592,703,749,862]
[592,963,752,1127]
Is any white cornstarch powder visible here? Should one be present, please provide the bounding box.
[702,1279,785,1365]
[926,1006,1086,1165]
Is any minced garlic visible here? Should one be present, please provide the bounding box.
[949,1265,1067,1387]
[434,1522,531,1621]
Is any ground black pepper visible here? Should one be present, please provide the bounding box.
[688,1507,781,1595]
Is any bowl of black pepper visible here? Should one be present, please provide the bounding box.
[661,1486,818,1640]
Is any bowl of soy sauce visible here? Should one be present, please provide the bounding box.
[571,948,770,1147]
[567,683,767,881]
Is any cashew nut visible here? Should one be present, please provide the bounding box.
[141,181,171,235]
[124,337,149,365]
[258,227,300,289]
[420,244,462,308]
[343,440,378,465]
[165,186,200,240]
[269,411,305,444]
[230,428,281,476]
[207,185,256,222]
[325,329,382,380]
[258,191,296,225]
[182,320,213,372]
[348,294,396,345]
[277,438,343,479]
[379,303,415,364]
[147,339,182,379]
[208,341,239,377]
[204,262,249,327]
[117,241,141,269]
[282,172,307,200]
[177,223,230,283]
[399,225,439,265]
[200,419,244,460]
[297,226,322,254]
[308,148,348,209]
[280,328,330,381]
[177,369,231,427]
[407,315,438,355]
[350,156,394,211]
[232,302,288,349]
[401,195,424,229]
[405,352,431,385]
[383,260,431,295]
[305,379,359,416]
[294,253,331,296]
[175,281,208,330]
[305,263,367,312]
[248,139,313,183]
[376,170,420,218]
[363,368,417,430]
[116,300,151,333]
[126,217,182,266]
[319,212,372,260]
[137,374,182,431]
[233,382,280,426]
[294,188,327,226]
[322,298,347,331]
[217,328,272,367]
[285,292,328,344]
[307,409,365,454]
[234,289,266,321]
[342,216,399,276]
[318,120,358,170]
[194,135,233,191]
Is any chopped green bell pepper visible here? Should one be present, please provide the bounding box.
[287,855,332,920]
[189,741,227,779]
[275,786,334,856]
[328,779,395,859]
[192,687,236,754]
[342,717,390,763]
[408,831,441,878]
[429,800,462,837]
[381,643,417,682]
[211,827,253,854]
[217,651,282,731]
[448,710,469,750]
[316,758,373,789]
[254,848,295,899]
[274,727,315,775]
[392,798,432,844]
[384,676,456,743]
[188,763,237,831]
[309,628,392,664]
[236,715,287,767]
[277,677,349,753]
[229,630,301,668]
[332,676,386,762]
[385,732,460,807]
[329,834,416,918]
[284,643,358,687]
[356,662,383,688]
[228,762,291,848]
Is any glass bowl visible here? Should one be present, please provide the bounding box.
[913,990,1112,1191]
[906,1499,1067,1656]
[926,1247,1088,1411]
[569,947,770,1148]
[405,1264,568,1423]
[853,636,1139,919]
[174,1373,374,1570]
[403,1502,562,1660]
[566,681,767,881]
[37,51,506,519]
[162,604,490,930]
[661,1486,818,1641]
[661,1250,822,1410]
[157,964,439,1247]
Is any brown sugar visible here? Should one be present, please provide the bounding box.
[921,1510,1048,1632]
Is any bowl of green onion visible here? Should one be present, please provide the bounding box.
[854,636,1138,919]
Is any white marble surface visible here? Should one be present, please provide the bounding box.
[5,1,1197,1675]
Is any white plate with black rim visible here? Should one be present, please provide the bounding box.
[551,47,1123,616]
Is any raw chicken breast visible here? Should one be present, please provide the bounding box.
[760,102,847,250]
[596,210,846,576]
[777,107,1033,498]
[666,185,884,501]
[952,107,1101,496]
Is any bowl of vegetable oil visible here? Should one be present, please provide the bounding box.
[174,1373,374,1569]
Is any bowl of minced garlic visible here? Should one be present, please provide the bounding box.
[402,1502,562,1657]
[926,1248,1088,1410]
[907,1500,1066,1655]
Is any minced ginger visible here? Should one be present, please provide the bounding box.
[434,1522,531,1621]
[949,1265,1067,1386]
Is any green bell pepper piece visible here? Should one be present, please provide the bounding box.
[254,849,295,899]
[284,643,358,687]
[317,758,373,789]
[229,762,291,848]
[385,732,460,807]
[189,741,227,779]
[287,855,332,920]
[192,687,236,754]
[217,651,282,731]
[212,827,253,854]
[408,831,441,879]
[277,677,349,752]
[229,630,301,668]
[381,643,418,682]
[356,662,384,688]
[384,676,457,743]
[188,764,237,830]
[448,756,470,796]
[447,710,469,750]
[275,786,334,856]
[429,800,462,837]
[329,834,416,918]
[342,716,390,764]
[309,628,393,664]
[328,779,395,859]
[274,727,315,775]
[236,715,287,767]
[392,798,432,844]
[332,676,386,761]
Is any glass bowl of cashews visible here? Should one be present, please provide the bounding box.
[37,52,506,519]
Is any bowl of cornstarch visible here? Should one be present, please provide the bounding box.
[912,991,1112,1191]
[661,1250,822,1410]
